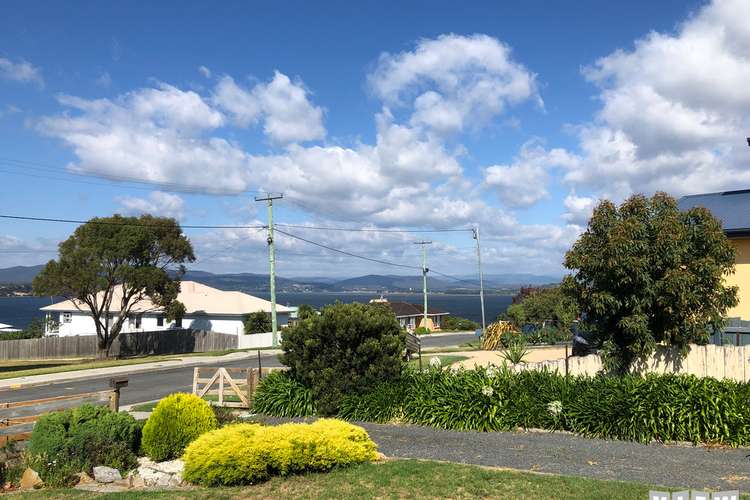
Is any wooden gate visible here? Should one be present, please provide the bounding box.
[192,367,255,408]
[0,389,116,445]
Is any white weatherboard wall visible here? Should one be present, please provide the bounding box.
[48,312,289,337]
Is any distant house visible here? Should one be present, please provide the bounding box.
[679,190,750,324]
[41,281,292,337]
[370,297,448,332]
[0,322,20,334]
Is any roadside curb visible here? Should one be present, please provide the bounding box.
[0,349,283,391]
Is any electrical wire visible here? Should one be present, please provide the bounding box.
[274,223,473,233]
[274,228,421,271]
[0,214,266,230]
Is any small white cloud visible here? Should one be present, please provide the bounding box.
[562,193,597,226]
[0,57,43,87]
[116,191,185,219]
[95,72,112,87]
[213,71,326,144]
[369,34,540,135]
[198,65,211,78]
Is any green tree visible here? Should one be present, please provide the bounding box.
[33,215,195,358]
[280,302,405,415]
[243,311,272,334]
[504,287,577,329]
[296,304,316,320]
[441,316,479,332]
[563,192,738,373]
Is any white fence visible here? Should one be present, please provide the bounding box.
[515,344,750,382]
[237,331,278,349]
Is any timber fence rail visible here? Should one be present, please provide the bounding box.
[0,330,238,361]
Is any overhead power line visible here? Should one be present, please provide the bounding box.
[274,223,473,234]
[274,228,421,271]
[0,214,265,230]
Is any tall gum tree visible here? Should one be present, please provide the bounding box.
[33,215,195,358]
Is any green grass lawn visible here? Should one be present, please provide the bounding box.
[423,340,481,353]
[407,354,468,369]
[13,459,732,499]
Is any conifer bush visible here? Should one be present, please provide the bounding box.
[182,419,378,486]
[141,393,217,461]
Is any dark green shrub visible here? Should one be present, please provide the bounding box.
[26,404,141,486]
[441,316,479,331]
[280,302,405,415]
[252,371,316,417]
[141,393,217,461]
[243,311,272,334]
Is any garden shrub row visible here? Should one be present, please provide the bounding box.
[27,404,142,486]
[182,419,378,486]
[253,366,750,446]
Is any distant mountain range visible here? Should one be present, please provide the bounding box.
[0,265,561,293]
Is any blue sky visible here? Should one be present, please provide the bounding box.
[1,0,747,278]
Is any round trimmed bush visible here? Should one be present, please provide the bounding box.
[182,419,378,486]
[141,393,217,461]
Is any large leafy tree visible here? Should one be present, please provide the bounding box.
[504,287,577,329]
[33,215,195,357]
[563,192,737,373]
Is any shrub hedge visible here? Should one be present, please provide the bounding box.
[141,393,217,461]
[182,419,378,486]
[252,371,316,417]
[254,367,750,446]
[26,404,141,486]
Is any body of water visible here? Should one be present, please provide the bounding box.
[0,293,512,329]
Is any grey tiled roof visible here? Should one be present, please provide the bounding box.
[678,190,750,235]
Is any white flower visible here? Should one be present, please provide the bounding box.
[481,386,494,397]
[547,400,563,416]
[486,366,497,378]
[429,356,442,368]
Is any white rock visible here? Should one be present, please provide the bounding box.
[135,458,185,487]
[93,466,122,484]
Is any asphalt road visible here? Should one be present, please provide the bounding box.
[0,332,475,405]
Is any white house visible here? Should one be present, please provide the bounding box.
[41,281,291,337]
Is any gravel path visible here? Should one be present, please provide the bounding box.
[355,422,750,491]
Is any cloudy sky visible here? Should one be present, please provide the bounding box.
[0,0,748,279]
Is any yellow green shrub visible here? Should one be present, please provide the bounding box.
[141,393,217,461]
[182,419,378,486]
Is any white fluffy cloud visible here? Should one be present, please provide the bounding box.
[369,34,540,134]
[484,141,580,208]
[564,0,750,198]
[0,57,43,87]
[116,191,185,219]
[213,71,325,144]
[562,193,596,226]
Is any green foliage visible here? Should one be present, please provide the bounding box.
[504,287,577,330]
[243,311,272,334]
[32,214,195,357]
[563,193,738,373]
[413,326,431,335]
[0,317,53,341]
[252,371,316,417]
[182,419,378,486]
[141,393,217,461]
[501,337,529,364]
[296,304,316,320]
[441,316,479,331]
[26,403,141,487]
[280,302,405,416]
[257,367,750,446]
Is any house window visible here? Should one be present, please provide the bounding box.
[61,312,72,323]
[128,315,142,329]
[175,317,182,328]
[157,316,164,327]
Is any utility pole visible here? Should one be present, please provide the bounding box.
[414,241,432,331]
[255,193,283,347]
[473,226,487,334]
